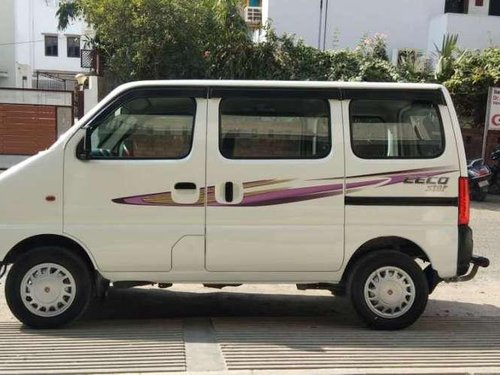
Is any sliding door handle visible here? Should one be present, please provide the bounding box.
[224,182,234,203]
[174,182,197,190]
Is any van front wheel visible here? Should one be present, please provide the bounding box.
[5,247,93,328]
[348,250,429,330]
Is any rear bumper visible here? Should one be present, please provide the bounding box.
[457,225,474,276]
[446,255,490,283]
[453,225,490,282]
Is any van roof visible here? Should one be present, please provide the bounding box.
[115,80,443,92]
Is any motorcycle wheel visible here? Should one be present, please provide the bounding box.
[471,185,488,201]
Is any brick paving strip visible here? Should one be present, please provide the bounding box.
[1,317,500,374]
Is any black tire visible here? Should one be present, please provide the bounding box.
[477,189,488,202]
[471,185,487,201]
[5,246,93,329]
[348,250,429,330]
[471,186,488,202]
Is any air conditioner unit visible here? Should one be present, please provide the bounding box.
[245,6,262,25]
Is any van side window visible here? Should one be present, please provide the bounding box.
[219,98,331,159]
[350,100,445,159]
[88,96,195,159]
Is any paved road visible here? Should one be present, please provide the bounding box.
[0,198,499,374]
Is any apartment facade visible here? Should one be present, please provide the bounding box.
[246,0,500,57]
[0,0,88,90]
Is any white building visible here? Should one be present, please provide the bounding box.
[247,0,500,58]
[0,0,88,90]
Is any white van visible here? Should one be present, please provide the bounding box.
[0,81,489,330]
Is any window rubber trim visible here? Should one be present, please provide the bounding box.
[342,88,446,104]
[217,97,333,160]
[82,87,206,161]
[210,87,342,100]
[348,99,446,160]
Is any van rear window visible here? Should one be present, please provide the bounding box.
[350,100,445,159]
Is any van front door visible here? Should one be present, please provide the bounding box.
[205,89,344,272]
[63,87,207,273]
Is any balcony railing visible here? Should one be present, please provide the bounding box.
[245,6,262,26]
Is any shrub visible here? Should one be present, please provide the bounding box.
[445,48,500,127]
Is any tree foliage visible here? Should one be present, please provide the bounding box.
[58,0,400,83]
[445,48,500,126]
[58,1,500,127]
[434,33,460,82]
[58,0,250,81]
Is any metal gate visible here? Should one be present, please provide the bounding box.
[0,104,56,155]
[0,88,73,170]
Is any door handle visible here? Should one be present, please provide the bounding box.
[224,182,234,203]
[174,182,197,190]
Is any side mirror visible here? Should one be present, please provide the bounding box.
[76,128,91,160]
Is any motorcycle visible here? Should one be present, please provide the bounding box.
[489,145,500,194]
[467,158,492,201]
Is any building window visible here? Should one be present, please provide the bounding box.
[444,0,467,13]
[490,0,500,15]
[67,36,81,58]
[44,35,58,57]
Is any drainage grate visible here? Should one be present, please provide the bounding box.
[214,317,500,371]
[0,320,186,374]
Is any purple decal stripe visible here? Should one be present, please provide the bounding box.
[347,166,456,179]
[112,188,209,207]
[112,167,456,207]
[346,168,456,194]
[346,179,387,190]
[235,183,343,207]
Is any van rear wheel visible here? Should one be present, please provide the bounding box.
[348,250,429,330]
[5,247,93,328]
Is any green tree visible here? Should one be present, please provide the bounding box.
[396,49,434,83]
[445,48,500,127]
[58,0,250,81]
[434,34,460,82]
[58,0,403,84]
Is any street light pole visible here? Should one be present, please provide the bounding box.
[318,0,323,49]
[323,0,329,50]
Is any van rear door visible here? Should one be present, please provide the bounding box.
[342,88,461,278]
[205,88,345,272]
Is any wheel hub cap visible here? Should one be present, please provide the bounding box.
[20,263,76,317]
[364,266,416,319]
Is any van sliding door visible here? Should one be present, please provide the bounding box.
[205,88,345,272]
